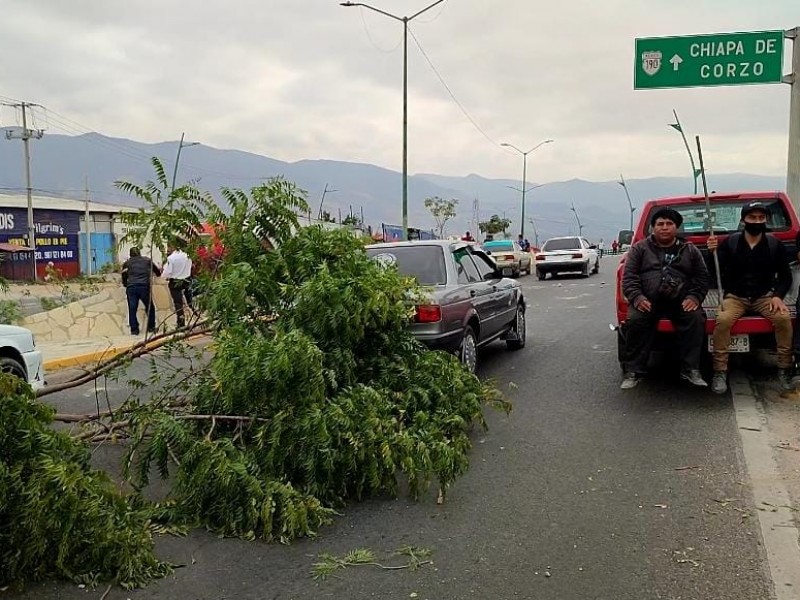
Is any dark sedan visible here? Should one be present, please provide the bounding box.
[366,240,527,372]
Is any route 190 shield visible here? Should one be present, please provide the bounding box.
[641,51,662,76]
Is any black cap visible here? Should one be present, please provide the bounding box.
[741,200,770,219]
[650,207,683,228]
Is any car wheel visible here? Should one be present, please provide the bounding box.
[581,261,590,277]
[592,259,600,274]
[460,326,478,374]
[537,269,546,281]
[0,356,27,381]
[506,304,526,350]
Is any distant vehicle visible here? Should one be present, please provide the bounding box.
[366,240,527,373]
[0,324,45,390]
[481,239,532,277]
[534,236,600,280]
[618,230,634,251]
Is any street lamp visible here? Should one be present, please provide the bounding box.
[171,132,200,193]
[340,0,447,239]
[500,139,554,237]
[617,174,636,231]
[668,109,702,195]
[527,217,540,248]
[570,202,585,237]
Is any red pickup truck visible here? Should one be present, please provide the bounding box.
[614,191,800,365]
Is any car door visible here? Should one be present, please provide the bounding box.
[470,249,516,338]
[452,248,495,339]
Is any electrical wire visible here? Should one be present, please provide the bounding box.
[358,7,403,53]
[407,26,501,148]
[415,0,449,24]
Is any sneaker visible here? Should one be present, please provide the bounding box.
[711,371,727,395]
[777,369,793,391]
[680,369,708,387]
[620,372,640,390]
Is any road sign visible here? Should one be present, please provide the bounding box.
[634,30,785,89]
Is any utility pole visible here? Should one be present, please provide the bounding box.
[617,174,636,231]
[787,27,800,211]
[170,132,199,193]
[317,183,338,220]
[528,218,540,248]
[570,202,585,237]
[84,176,92,276]
[340,0,447,239]
[3,101,44,280]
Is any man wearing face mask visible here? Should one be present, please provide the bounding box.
[707,200,793,394]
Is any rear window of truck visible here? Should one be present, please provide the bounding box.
[646,199,791,234]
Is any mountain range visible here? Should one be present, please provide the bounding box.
[0,132,786,245]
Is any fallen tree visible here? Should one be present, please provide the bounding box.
[1,163,509,590]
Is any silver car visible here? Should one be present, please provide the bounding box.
[366,240,527,373]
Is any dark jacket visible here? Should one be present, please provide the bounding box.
[622,236,709,307]
[717,232,792,300]
[121,256,161,287]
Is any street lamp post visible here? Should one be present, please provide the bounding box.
[570,202,585,237]
[668,109,701,195]
[341,0,447,239]
[527,218,539,248]
[171,132,200,194]
[500,140,554,237]
[617,174,636,231]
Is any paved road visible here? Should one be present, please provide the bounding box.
[19,257,776,599]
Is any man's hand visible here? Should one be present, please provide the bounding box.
[707,234,718,252]
[682,298,700,312]
[636,298,652,313]
[770,296,789,315]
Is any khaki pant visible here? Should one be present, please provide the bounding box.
[712,295,793,371]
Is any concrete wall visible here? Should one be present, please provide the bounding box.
[22,280,177,342]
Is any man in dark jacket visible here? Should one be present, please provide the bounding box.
[121,247,162,335]
[708,200,793,394]
[620,208,710,389]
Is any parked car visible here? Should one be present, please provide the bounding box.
[0,324,45,390]
[481,239,532,277]
[534,236,600,280]
[366,240,527,373]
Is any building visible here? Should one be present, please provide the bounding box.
[0,194,138,280]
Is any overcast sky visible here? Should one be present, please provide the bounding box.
[0,0,798,184]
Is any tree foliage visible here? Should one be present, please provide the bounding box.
[2,166,508,590]
[478,214,512,235]
[424,196,458,238]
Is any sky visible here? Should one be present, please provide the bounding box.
[0,0,798,184]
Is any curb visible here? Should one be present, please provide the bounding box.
[43,344,137,372]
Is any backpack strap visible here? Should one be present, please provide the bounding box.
[726,231,779,259]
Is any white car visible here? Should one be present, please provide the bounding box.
[534,236,600,280]
[0,324,45,390]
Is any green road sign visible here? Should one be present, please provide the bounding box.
[635,30,785,89]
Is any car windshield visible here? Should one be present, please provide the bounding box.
[366,245,447,285]
[543,238,581,251]
[483,241,514,252]
[649,198,791,234]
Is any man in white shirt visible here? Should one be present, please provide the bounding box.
[162,239,194,328]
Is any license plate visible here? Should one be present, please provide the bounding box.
[707,334,750,353]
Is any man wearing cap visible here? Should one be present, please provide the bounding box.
[707,200,793,394]
[620,207,710,389]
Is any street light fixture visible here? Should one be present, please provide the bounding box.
[500,139,554,237]
[171,132,200,193]
[340,0,447,239]
[617,174,636,231]
[570,202,585,237]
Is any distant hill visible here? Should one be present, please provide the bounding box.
[0,132,785,244]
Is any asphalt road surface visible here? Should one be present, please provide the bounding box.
[16,257,777,600]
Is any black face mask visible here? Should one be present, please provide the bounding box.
[743,222,767,235]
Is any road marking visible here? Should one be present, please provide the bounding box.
[730,371,800,598]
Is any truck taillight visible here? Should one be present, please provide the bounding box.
[415,304,442,323]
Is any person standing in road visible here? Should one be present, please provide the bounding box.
[162,238,194,328]
[121,247,161,336]
[598,238,605,258]
[620,208,710,390]
[612,239,619,255]
[707,200,793,394]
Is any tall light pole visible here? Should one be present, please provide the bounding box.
[527,218,540,248]
[668,109,701,195]
[501,139,554,237]
[341,0,447,239]
[171,132,200,193]
[617,174,636,231]
[570,202,585,237]
[317,183,339,221]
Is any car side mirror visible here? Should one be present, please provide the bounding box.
[589,244,597,250]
